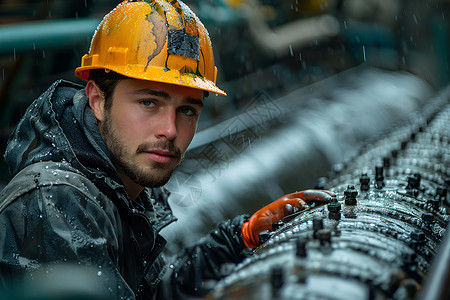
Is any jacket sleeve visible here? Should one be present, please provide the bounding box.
[158,214,252,299]
[0,182,135,299]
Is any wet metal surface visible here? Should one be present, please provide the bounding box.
[205,87,449,300]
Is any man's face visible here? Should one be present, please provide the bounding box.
[99,79,204,188]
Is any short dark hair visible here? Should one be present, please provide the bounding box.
[88,69,127,111]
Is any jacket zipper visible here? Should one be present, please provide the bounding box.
[130,210,155,298]
[130,236,145,298]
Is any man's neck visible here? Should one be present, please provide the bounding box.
[119,171,144,200]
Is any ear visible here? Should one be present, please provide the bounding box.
[86,80,104,121]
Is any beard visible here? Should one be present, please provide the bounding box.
[100,111,183,188]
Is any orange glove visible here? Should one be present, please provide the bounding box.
[241,190,335,248]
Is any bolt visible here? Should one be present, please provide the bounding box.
[407,173,421,190]
[383,157,391,168]
[375,166,384,189]
[421,213,434,224]
[344,185,358,205]
[272,220,285,231]
[414,173,421,184]
[391,149,398,159]
[359,173,370,191]
[327,197,341,212]
[271,266,284,291]
[435,188,447,202]
[259,230,271,245]
[410,231,426,246]
[317,229,332,246]
[344,185,358,198]
[296,239,307,258]
[312,218,324,238]
[401,141,407,150]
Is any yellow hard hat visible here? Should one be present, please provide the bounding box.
[75,0,226,96]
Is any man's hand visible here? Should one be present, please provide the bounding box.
[241,190,335,249]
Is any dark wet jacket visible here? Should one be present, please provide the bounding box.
[0,80,249,299]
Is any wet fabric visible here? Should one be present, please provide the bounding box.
[0,80,249,299]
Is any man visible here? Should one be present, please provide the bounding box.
[0,1,334,299]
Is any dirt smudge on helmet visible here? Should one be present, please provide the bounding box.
[144,10,168,72]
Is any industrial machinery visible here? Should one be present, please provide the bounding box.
[205,88,450,300]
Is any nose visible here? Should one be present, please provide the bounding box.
[155,109,177,140]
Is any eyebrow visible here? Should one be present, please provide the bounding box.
[133,88,170,99]
[133,88,203,108]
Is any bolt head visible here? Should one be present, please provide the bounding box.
[344,185,358,198]
[272,220,285,231]
[258,230,271,244]
[421,213,434,223]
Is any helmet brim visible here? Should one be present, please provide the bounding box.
[75,65,226,96]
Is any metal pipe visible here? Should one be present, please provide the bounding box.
[240,0,340,56]
[0,18,100,55]
[419,222,450,300]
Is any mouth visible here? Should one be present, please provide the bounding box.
[143,149,180,164]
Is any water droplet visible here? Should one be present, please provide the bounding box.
[362,45,366,62]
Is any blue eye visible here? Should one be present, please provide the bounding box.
[180,107,195,116]
[142,100,155,108]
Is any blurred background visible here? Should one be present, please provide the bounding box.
[0,0,449,253]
